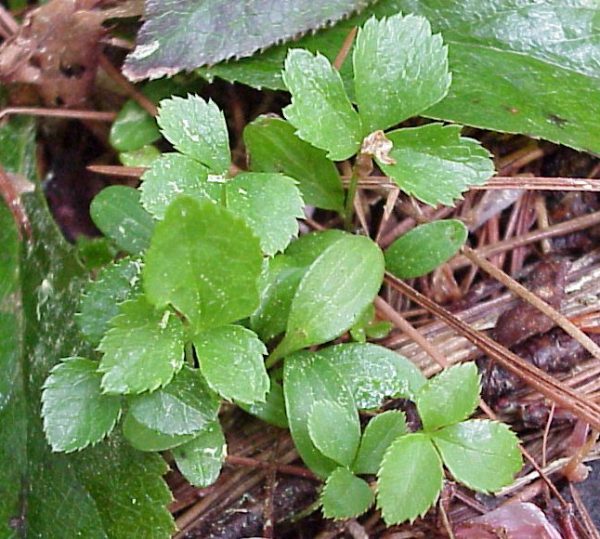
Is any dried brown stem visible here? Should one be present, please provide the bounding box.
[0,107,116,122]
[332,26,357,71]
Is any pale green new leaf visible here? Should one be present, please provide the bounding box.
[77,257,143,345]
[274,235,384,359]
[417,363,480,431]
[90,186,155,255]
[98,296,185,395]
[377,433,443,525]
[284,350,357,478]
[172,421,226,487]
[157,95,230,174]
[140,153,221,219]
[143,197,263,330]
[385,220,467,279]
[353,411,406,474]
[225,172,304,256]
[122,413,195,452]
[353,14,450,133]
[283,49,362,160]
[244,116,345,212]
[318,343,426,409]
[377,124,494,206]
[129,366,220,436]
[308,400,360,467]
[194,325,269,405]
[42,358,121,453]
[321,467,374,520]
[432,420,522,493]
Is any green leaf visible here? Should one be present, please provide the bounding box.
[98,296,185,395]
[378,124,494,207]
[432,420,521,493]
[42,358,122,453]
[385,220,468,279]
[143,197,263,330]
[122,412,195,451]
[194,325,269,404]
[129,366,220,436]
[140,153,221,219]
[274,235,384,359]
[244,116,344,213]
[321,467,374,520]
[417,363,480,431]
[283,49,362,160]
[172,421,226,487]
[377,433,443,525]
[77,257,143,345]
[90,186,155,255]
[239,375,288,428]
[123,0,374,80]
[308,400,360,467]
[318,343,426,409]
[119,144,161,168]
[353,411,407,474]
[75,236,117,270]
[109,100,161,152]
[284,350,357,477]
[353,14,450,133]
[157,95,230,174]
[225,172,304,256]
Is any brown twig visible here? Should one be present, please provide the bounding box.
[332,26,358,71]
[0,107,116,122]
[225,455,318,481]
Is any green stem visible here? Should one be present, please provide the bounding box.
[184,342,195,367]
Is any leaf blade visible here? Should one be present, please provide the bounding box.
[321,468,374,520]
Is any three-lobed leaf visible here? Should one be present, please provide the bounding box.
[98,296,185,394]
[157,95,230,174]
[416,363,480,431]
[194,325,269,405]
[244,116,345,213]
[143,197,263,330]
[353,14,450,133]
[432,419,521,493]
[283,49,362,161]
[320,467,374,520]
[42,358,121,453]
[385,219,467,279]
[377,123,494,207]
[377,433,443,525]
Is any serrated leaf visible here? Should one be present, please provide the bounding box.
[321,467,374,520]
[98,296,185,395]
[353,411,406,474]
[143,197,263,330]
[353,14,450,133]
[122,412,195,451]
[244,116,345,213]
[194,325,269,404]
[417,363,480,431]
[157,95,230,174]
[77,257,142,345]
[42,358,121,453]
[172,421,226,487]
[225,172,304,256]
[129,366,220,436]
[378,124,494,207]
[284,350,358,477]
[274,235,384,360]
[90,185,155,255]
[140,153,221,219]
[283,49,362,161]
[432,420,521,493]
[308,400,360,467]
[319,343,426,409]
[123,0,374,80]
[239,375,288,428]
[109,99,161,153]
[377,433,443,525]
[385,220,467,279]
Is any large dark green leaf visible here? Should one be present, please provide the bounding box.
[0,118,174,538]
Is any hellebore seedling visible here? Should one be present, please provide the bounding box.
[41,12,517,530]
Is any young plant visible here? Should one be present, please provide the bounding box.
[41,12,518,531]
